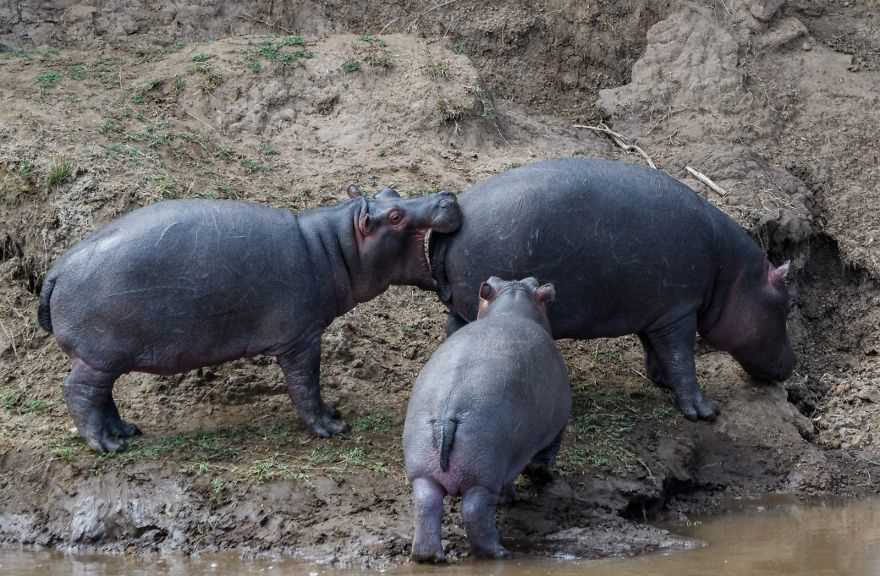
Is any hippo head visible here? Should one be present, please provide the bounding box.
[347,185,462,300]
[706,260,796,382]
[476,276,556,331]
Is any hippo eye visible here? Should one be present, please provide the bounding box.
[388,209,403,225]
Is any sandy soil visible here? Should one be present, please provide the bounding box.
[1,0,879,568]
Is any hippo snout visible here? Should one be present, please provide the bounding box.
[742,346,796,382]
[429,192,462,233]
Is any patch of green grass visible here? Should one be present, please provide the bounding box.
[0,49,32,60]
[258,41,282,61]
[210,476,226,495]
[425,60,450,80]
[174,75,186,94]
[20,399,48,414]
[150,173,178,199]
[104,143,143,161]
[17,160,33,178]
[259,143,278,156]
[249,453,295,482]
[48,437,83,463]
[47,157,74,188]
[241,158,270,173]
[557,385,679,476]
[35,70,62,91]
[191,53,212,62]
[358,34,387,47]
[341,59,361,73]
[68,64,87,81]
[191,62,223,93]
[280,35,306,47]
[351,412,393,434]
[0,388,23,411]
[307,445,338,466]
[99,118,121,135]
[250,37,314,71]
[278,49,314,66]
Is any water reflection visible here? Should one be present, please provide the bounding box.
[2,497,879,576]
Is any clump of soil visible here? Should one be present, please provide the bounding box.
[2,0,880,568]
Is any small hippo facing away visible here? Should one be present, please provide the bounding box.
[38,187,462,452]
[431,158,795,421]
[404,276,571,562]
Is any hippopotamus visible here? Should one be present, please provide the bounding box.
[429,158,795,421]
[404,276,571,562]
[38,187,461,452]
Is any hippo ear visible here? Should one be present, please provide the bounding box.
[769,260,790,288]
[347,184,364,198]
[535,283,556,305]
[377,186,401,199]
[479,281,495,302]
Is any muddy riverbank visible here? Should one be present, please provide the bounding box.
[2,0,880,567]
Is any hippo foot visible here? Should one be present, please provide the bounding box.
[81,425,128,453]
[675,393,720,421]
[306,407,349,437]
[411,548,447,564]
[109,418,142,439]
[523,463,555,487]
[471,544,510,560]
[78,414,141,453]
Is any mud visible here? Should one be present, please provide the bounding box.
[1,0,879,569]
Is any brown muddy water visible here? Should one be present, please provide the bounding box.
[3,497,879,576]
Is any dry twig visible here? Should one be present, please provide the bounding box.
[685,165,729,197]
[573,123,657,169]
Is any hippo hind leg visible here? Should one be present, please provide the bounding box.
[642,316,719,421]
[63,358,141,453]
[462,486,509,559]
[524,427,565,486]
[637,333,668,389]
[411,477,446,563]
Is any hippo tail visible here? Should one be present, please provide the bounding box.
[437,417,458,473]
[37,272,57,333]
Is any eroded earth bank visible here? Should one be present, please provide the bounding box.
[1,0,879,567]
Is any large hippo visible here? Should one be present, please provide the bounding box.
[430,158,795,421]
[38,187,461,452]
[404,276,571,562]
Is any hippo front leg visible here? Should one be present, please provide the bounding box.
[643,315,719,421]
[277,338,349,437]
[445,311,468,338]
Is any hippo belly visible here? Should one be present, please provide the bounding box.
[49,200,322,374]
[440,158,716,339]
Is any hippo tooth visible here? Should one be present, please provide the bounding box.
[423,229,432,274]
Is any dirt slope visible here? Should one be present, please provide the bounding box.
[1,0,879,568]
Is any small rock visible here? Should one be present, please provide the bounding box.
[748,0,785,22]
[857,388,880,404]
[801,39,814,51]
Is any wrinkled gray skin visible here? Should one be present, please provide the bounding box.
[404,277,571,562]
[38,187,462,452]
[431,158,795,421]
